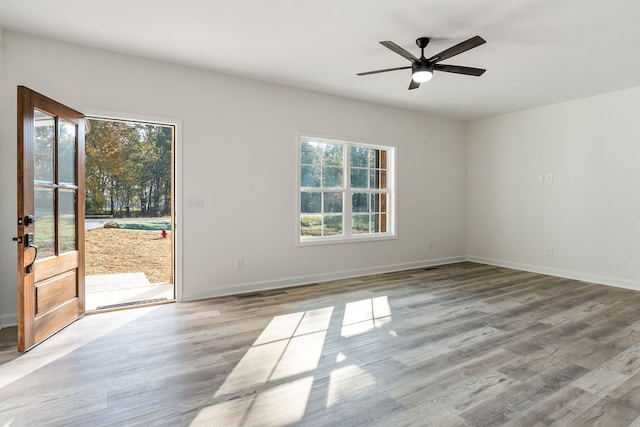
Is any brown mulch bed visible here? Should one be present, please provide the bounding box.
[85,228,172,284]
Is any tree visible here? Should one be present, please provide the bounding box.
[85,119,172,218]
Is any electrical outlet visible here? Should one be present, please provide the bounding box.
[235,258,244,270]
[545,248,554,256]
[188,197,204,209]
[429,242,433,250]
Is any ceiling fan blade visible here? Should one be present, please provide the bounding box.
[357,65,412,76]
[408,79,420,90]
[380,41,419,62]
[434,64,486,76]
[428,36,486,63]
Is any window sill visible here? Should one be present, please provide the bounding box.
[297,233,397,247]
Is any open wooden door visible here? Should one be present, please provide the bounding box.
[16,86,85,352]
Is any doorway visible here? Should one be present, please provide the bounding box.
[83,118,175,311]
[16,86,180,351]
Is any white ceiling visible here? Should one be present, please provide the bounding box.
[1,0,639,120]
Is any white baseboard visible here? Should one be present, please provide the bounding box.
[182,256,467,301]
[0,313,17,329]
[4,256,634,322]
[467,256,640,292]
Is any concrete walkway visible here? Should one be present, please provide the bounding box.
[85,272,174,311]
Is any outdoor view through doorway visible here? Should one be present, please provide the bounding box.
[84,118,175,311]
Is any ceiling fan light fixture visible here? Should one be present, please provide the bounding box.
[412,63,433,83]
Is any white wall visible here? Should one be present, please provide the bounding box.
[0,31,468,323]
[0,27,12,328]
[468,86,640,289]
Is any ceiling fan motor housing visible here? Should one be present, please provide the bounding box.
[416,37,430,50]
[412,61,433,73]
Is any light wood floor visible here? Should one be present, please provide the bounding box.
[3,262,640,426]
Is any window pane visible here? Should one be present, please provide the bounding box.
[35,187,55,257]
[323,144,343,166]
[350,168,367,188]
[301,141,321,165]
[369,170,380,189]
[301,215,322,237]
[351,146,369,168]
[60,189,77,253]
[352,213,384,235]
[34,110,55,183]
[58,120,76,184]
[322,166,343,187]
[301,165,321,187]
[301,192,321,213]
[369,149,380,168]
[323,192,343,213]
[352,214,370,235]
[324,215,343,236]
[352,193,370,212]
[371,213,380,233]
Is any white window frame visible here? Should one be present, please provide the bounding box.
[297,132,397,246]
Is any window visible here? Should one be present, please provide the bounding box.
[298,134,395,244]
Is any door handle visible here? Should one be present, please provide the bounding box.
[24,233,38,274]
[14,216,38,274]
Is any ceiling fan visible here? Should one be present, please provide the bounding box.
[357,36,487,90]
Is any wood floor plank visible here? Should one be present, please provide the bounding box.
[501,386,600,427]
[460,362,589,426]
[566,398,640,427]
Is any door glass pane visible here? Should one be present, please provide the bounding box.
[34,187,55,258]
[58,120,76,184]
[60,190,77,253]
[34,110,55,183]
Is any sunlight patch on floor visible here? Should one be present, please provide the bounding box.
[195,297,393,424]
[270,331,327,381]
[191,376,314,427]
[327,364,377,407]
[214,307,333,398]
[246,376,314,425]
[341,296,392,337]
